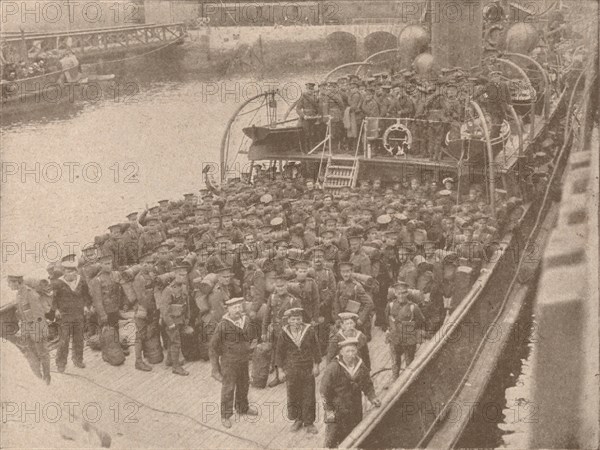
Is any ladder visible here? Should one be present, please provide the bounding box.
[323,157,360,193]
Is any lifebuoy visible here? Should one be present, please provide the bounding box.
[383,121,413,156]
[485,24,504,49]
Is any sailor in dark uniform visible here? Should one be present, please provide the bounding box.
[52,255,91,372]
[275,307,321,434]
[320,337,381,448]
[210,297,259,428]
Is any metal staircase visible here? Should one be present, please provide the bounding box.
[323,157,360,193]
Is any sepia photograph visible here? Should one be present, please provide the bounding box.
[0,0,598,448]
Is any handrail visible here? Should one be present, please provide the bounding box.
[324,62,372,81]
[470,100,496,218]
[504,51,551,120]
[496,57,537,132]
[2,23,185,42]
[0,23,160,38]
[219,91,273,181]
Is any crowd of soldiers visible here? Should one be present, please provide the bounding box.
[7,159,537,446]
[295,62,515,158]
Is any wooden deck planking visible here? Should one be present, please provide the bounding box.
[48,325,402,448]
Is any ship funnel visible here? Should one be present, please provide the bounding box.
[397,25,430,69]
[505,23,540,54]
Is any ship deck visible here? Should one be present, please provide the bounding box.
[48,324,395,448]
[248,116,547,174]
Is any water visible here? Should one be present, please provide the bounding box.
[1,57,323,301]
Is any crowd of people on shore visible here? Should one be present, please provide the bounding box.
[8,162,535,446]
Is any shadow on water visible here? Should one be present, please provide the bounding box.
[456,277,538,448]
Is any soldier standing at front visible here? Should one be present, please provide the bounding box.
[158,267,190,376]
[275,307,321,434]
[320,337,381,448]
[51,256,91,372]
[88,255,126,348]
[132,252,158,371]
[7,273,51,384]
[210,297,259,429]
[385,280,426,381]
[332,262,373,337]
[296,82,321,151]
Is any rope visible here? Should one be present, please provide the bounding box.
[56,370,267,448]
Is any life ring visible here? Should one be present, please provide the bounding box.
[485,24,504,49]
[382,120,413,156]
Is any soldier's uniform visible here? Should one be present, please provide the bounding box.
[321,88,346,152]
[51,267,91,371]
[210,298,259,421]
[275,309,321,431]
[159,278,189,375]
[296,84,321,151]
[312,261,337,353]
[11,275,51,384]
[137,227,165,259]
[349,248,372,276]
[196,276,229,361]
[386,282,426,379]
[88,265,123,329]
[132,263,158,371]
[332,277,373,335]
[287,275,320,324]
[320,339,378,448]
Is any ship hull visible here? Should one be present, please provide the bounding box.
[341,81,574,448]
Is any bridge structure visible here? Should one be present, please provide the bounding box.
[0,23,186,65]
[189,20,414,61]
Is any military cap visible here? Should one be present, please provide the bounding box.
[338,312,358,321]
[184,193,195,198]
[443,253,460,266]
[260,193,273,204]
[394,212,408,221]
[442,177,454,184]
[338,337,360,348]
[225,297,244,306]
[98,254,113,263]
[347,228,364,241]
[320,229,335,238]
[270,217,284,227]
[139,251,156,263]
[108,223,122,232]
[327,81,337,87]
[349,81,359,88]
[126,211,138,219]
[438,189,452,196]
[293,259,310,269]
[61,253,78,269]
[377,214,392,225]
[414,228,428,238]
[7,274,24,282]
[148,205,160,213]
[305,82,316,89]
[391,280,409,290]
[413,255,429,267]
[286,307,304,317]
[338,261,353,270]
[158,199,169,205]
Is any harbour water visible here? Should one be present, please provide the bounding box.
[1,58,536,448]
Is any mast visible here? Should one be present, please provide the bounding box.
[431,0,483,70]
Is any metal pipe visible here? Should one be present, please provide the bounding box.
[508,104,524,159]
[355,48,399,76]
[470,100,496,218]
[496,57,536,134]
[219,91,272,182]
[324,62,373,81]
[504,52,551,120]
